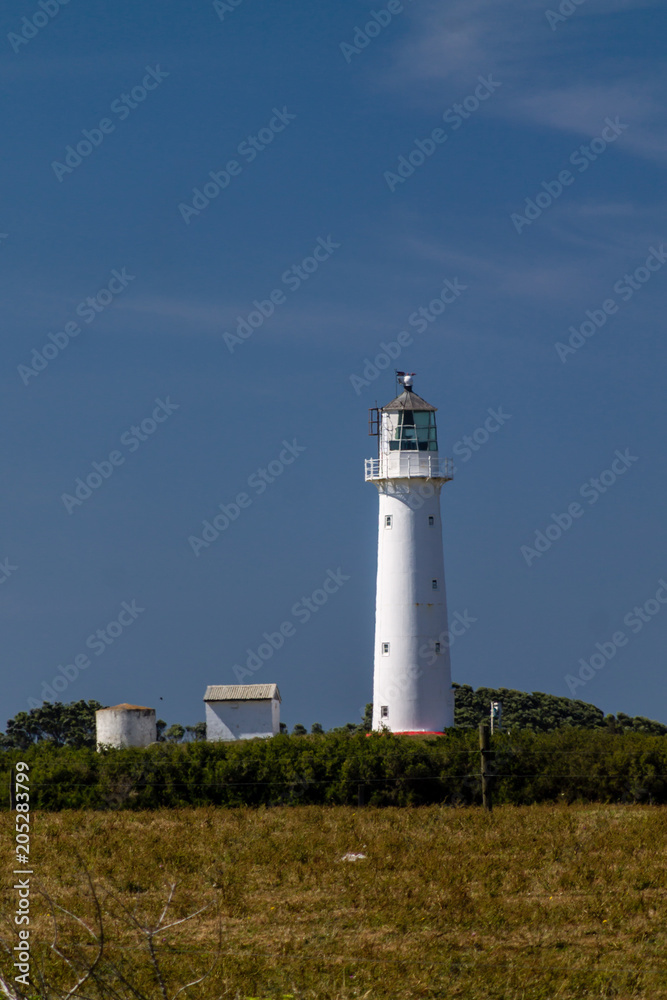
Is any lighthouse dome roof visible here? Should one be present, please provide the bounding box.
[381,389,437,412]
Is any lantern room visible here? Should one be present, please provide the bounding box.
[366,381,452,482]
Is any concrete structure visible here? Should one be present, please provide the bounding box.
[366,374,455,732]
[95,704,156,749]
[203,684,281,741]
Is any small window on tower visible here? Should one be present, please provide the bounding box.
[385,515,392,528]
[435,642,441,654]
[381,705,389,718]
[432,579,438,590]
[382,642,390,655]
[428,516,434,526]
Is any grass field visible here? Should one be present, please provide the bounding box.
[2,804,667,999]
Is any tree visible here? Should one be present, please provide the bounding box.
[292,724,307,736]
[164,724,185,743]
[451,684,667,735]
[310,723,324,734]
[0,700,103,750]
[185,722,206,741]
[328,722,360,734]
[155,721,205,743]
[327,704,373,736]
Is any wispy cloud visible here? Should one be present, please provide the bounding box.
[387,0,667,162]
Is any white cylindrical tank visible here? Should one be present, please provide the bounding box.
[96,704,156,749]
[366,382,455,733]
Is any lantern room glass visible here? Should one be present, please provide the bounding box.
[389,411,438,451]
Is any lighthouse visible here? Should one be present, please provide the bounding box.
[366,373,455,733]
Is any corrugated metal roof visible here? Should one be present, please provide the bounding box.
[97,704,153,711]
[382,389,437,412]
[203,684,281,702]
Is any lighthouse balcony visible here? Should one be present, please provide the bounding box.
[365,455,454,481]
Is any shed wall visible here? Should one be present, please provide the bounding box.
[205,699,279,741]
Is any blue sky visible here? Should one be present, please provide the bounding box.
[2,0,666,730]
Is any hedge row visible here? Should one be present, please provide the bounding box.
[2,729,667,810]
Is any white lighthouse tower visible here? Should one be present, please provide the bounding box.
[366,373,455,733]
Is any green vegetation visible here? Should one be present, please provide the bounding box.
[157,720,206,742]
[1,692,665,812]
[0,700,103,750]
[3,698,666,996]
[2,727,667,810]
[0,702,206,751]
[453,683,667,734]
[2,804,666,998]
[2,690,663,753]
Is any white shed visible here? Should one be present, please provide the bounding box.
[203,684,281,741]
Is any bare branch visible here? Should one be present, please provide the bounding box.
[35,866,105,1000]
[0,926,23,990]
[157,901,212,934]
[171,926,220,1000]
[0,974,20,1000]
[156,884,177,930]
[170,971,213,999]
[145,930,169,1000]
[17,868,219,1000]
[172,906,222,1000]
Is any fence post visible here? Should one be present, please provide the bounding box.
[479,722,492,811]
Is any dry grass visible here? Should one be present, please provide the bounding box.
[2,804,667,998]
